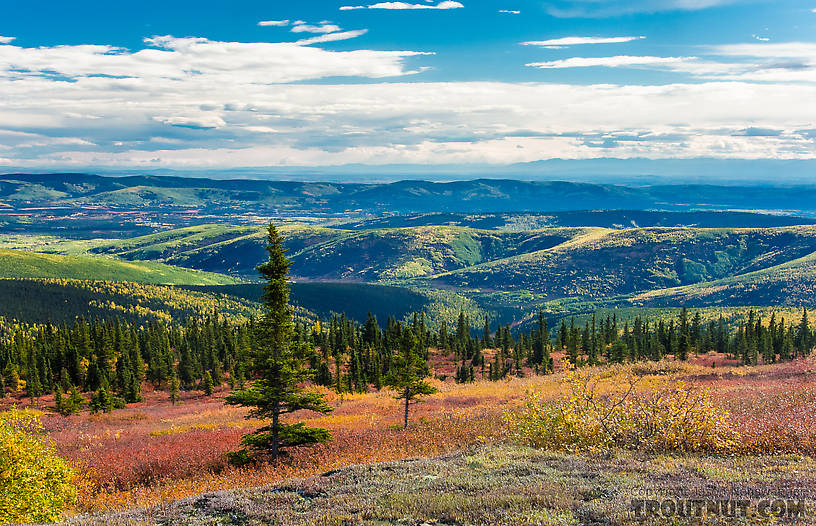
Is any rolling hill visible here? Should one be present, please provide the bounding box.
[429,226,816,299]
[330,210,816,231]
[7,173,816,217]
[0,278,259,324]
[87,224,586,280]
[629,249,816,308]
[0,249,241,285]
[26,221,816,314]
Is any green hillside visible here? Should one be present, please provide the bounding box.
[430,226,816,299]
[88,224,586,280]
[630,249,816,308]
[0,249,241,285]
[11,219,816,318]
[0,278,260,324]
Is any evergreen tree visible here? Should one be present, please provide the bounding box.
[225,224,332,459]
[482,315,492,348]
[202,371,214,396]
[54,386,65,415]
[66,386,85,415]
[386,328,437,429]
[797,308,811,357]
[169,369,180,405]
[89,384,123,413]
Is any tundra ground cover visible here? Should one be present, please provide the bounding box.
[0,355,812,519]
[68,445,816,525]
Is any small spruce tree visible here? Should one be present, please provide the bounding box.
[169,370,180,406]
[385,328,437,430]
[202,371,214,396]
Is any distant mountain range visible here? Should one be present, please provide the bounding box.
[4,173,816,240]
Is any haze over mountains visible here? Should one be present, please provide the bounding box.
[5,173,816,220]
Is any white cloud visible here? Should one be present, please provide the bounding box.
[541,0,745,17]
[523,36,645,48]
[2,73,815,168]
[499,9,520,14]
[527,55,689,68]
[523,42,816,83]
[258,20,290,27]
[0,36,426,85]
[154,115,227,129]
[297,30,369,45]
[2,34,816,168]
[0,36,15,44]
[711,41,816,59]
[341,1,464,10]
[291,23,343,34]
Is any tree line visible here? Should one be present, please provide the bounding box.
[2,306,813,411]
[2,224,816,462]
[556,307,814,366]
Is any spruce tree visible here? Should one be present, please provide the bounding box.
[67,386,84,414]
[226,224,332,459]
[202,371,214,396]
[385,328,437,429]
[169,369,180,405]
[90,385,116,413]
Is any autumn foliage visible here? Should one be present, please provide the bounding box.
[0,408,77,524]
[506,362,740,453]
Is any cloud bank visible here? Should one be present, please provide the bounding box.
[0,32,815,169]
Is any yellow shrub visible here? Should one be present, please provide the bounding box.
[505,364,740,454]
[0,408,78,523]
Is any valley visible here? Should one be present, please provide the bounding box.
[5,173,816,526]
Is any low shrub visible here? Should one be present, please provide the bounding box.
[0,407,78,523]
[505,364,740,454]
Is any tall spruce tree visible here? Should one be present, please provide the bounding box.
[226,224,332,459]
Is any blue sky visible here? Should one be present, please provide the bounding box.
[1,0,816,176]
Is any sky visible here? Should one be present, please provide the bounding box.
[1,0,816,178]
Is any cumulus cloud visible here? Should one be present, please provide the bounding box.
[341,1,463,10]
[0,35,426,85]
[0,36,14,44]
[2,72,815,168]
[258,20,290,27]
[1,32,815,169]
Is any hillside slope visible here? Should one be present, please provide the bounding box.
[0,278,259,324]
[630,250,816,307]
[430,226,816,298]
[0,249,240,285]
[89,225,587,280]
